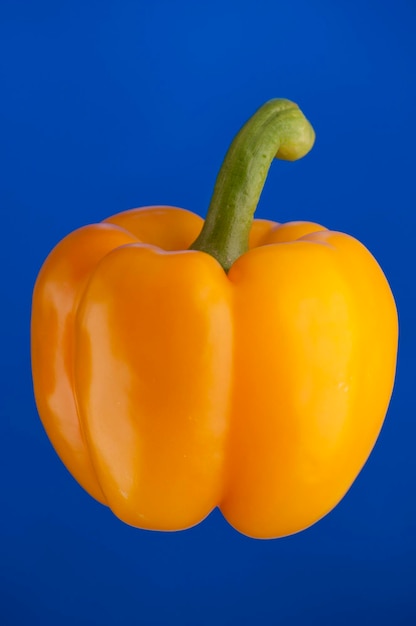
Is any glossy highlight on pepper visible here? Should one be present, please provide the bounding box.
[31,99,398,538]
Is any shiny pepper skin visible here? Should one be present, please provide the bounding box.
[31,205,398,539]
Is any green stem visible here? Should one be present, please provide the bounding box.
[190,99,315,271]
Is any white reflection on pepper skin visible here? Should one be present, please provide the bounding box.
[76,300,139,501]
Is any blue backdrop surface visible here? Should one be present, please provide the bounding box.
[1,0,415,624]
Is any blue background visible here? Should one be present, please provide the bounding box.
[1,0,415,623]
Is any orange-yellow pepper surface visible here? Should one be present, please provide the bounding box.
[31,100,398,539]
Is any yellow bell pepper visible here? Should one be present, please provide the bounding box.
[31,99,398,538]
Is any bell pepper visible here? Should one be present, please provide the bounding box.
[31,99,398,538]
